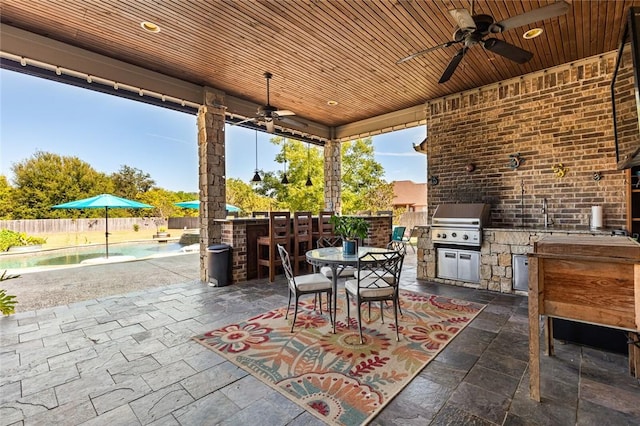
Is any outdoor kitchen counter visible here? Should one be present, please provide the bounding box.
[214,215,392,284]
[416,225,630,294]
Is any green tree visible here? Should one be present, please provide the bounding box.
[111,165,155,200]
[0,175,15,219]
[11,151,112,219]
[253,137,324,212]
[340,138,388,214]
[138,188,180,224]
[226,178,272,213]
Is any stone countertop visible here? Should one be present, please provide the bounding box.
[484,225,621,235]
[415,223,624,236]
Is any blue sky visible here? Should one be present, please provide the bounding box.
[0,69,427,193]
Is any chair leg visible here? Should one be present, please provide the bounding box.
[345,290,351,328]
[357,300,364,344]
[393,298,400,342]
[290,292,299,333]
[380,302,384,323]
[285,287,292,319]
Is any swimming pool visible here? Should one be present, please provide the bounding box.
[0,241,196,271]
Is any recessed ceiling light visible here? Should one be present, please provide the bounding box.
[327,100,338,106]
[523,28,543,39]
[141,21,161,33]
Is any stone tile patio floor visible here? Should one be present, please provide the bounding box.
[1,255,639,425]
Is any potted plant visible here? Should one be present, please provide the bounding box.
[329,215,370,255]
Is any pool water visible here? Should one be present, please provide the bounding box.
[0,242,189,270]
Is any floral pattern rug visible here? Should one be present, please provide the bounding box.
[193,291,484,425]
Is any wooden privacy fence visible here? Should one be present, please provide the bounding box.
[168,217,199,230]
[0,217,167,234]
[398,211,429,231]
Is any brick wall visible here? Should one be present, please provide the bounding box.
[426,52,628,229]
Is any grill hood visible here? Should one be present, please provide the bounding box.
[432,203,491,228]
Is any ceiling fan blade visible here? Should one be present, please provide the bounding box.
[397,41,458,64]
[439,48,466,84]
[492,1,570,33]
[232,117,256,126]
[483,38,533,64]
[278,116,309,128]
[265,120,275,133]
[274,110,295,117]
[449,9,476,31]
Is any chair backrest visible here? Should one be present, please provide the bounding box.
[356,251,404,289]
[391,226,406,242]
[252,211,269,218]
[317,236,343,248]
[269,211,291,244]
[277,244,295,287]
[294,211,312,242]
[317,211,334,236]
[386,240,407,256]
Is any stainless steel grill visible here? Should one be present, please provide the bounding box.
[431,203,491,247]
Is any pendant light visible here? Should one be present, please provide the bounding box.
[305,142,313,186]
[281,139,289,184]
[251,130,262,182]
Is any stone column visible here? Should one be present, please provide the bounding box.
[197,87,227,282]
[323,140,341,213]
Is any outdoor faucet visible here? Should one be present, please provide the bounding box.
[542,198,549,228]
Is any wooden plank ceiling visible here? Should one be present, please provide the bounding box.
[1,0,638,131]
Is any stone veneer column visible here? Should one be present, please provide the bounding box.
[323,140,341,213]
[197,87,227,282]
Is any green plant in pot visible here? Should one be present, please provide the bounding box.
[329,215,370,255]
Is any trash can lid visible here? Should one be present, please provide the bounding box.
[207,243,231,251]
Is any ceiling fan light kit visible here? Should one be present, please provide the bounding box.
[397,1,570,83]
[523,28,544,39]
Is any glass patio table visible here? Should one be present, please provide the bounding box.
[306,246,388,333]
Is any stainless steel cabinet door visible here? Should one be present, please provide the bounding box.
[437,249,458,280]
[457,250,480,283]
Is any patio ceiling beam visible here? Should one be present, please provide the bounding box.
[334,104,427,142]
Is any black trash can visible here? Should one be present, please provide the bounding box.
[206,244,231,287]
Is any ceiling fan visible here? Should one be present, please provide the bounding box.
[397,0,570,83]
[235,71,297,133]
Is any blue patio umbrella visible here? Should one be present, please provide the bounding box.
[175,200,240,212]
[53,194,152,258]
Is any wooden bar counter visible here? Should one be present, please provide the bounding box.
[528,235,640,401]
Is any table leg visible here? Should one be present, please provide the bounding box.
[331,265,339,334]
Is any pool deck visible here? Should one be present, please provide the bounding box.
[1,253,639,425]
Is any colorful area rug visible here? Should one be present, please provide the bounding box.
[193,291,484,425]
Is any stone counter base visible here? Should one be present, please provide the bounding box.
[416,226,618,294]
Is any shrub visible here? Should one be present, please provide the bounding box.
[0,271,19,315]
[133,224,140,232]
[0,229,47,252]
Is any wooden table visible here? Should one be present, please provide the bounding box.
[528,235,640,401]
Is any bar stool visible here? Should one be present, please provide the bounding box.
[257,211,290,282]
[293,211,312,275]
[312,210,334,247]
